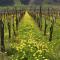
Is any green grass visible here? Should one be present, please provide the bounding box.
[1,11,60,60]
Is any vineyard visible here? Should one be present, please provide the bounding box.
[0,7,60,60]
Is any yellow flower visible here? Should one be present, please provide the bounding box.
[33,53,36,57]
[38,50,42,54]
[44,59,49,60]
[36,59,39,60]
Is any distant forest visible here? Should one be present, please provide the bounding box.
[0,0,14,6]
[20,0,60,5]
[20,0,30,5]
[0,0,60,6]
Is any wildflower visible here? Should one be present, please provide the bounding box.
[44,59,49,60]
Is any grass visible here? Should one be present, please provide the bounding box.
[0,11,60,60]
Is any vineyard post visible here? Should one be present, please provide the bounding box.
[7,12,11,39]
[3,10,6,23]
[44,16,47,35]
[15,8,19,31]
[39,6,42,30]
[36,12,38,24]
[12,12,16,36]
[49,18,54,41]
[37,12,40,28]
[0,18,5,52]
